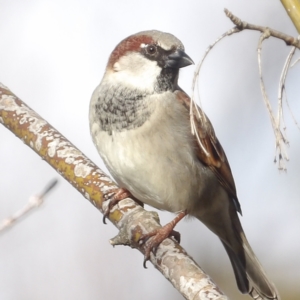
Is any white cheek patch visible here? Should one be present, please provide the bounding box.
[112,52,162,92]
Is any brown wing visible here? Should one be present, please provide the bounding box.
[175,89,242,215]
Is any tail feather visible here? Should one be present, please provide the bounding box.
[221,239,279,300]
[195,193,279,299]
[217,206,280,300]
[221,240,249,294]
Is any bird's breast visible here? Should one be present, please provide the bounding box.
[90,91,216,213]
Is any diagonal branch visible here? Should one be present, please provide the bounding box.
[0,83,228,300]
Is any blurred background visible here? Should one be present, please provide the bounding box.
[0,1,299,299]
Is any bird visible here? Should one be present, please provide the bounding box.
[89,30,279,300]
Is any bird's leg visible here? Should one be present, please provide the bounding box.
[102,188,135,224]
[139,210,187,268]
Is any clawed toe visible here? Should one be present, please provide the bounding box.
[138,211,186,267]
[140,227,181,268]
[102,188,132,224]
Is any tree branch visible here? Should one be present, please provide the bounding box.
[224,8,300,48]
[0,83,228,300]
[191,8,299,170]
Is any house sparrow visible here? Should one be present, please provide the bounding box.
[89,30,279,300]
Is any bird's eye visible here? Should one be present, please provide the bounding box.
[146,45,157,55]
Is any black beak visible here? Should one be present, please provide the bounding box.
[165,49,194,69]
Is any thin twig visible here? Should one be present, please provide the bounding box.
[277,46,296,130]
[283,41,300,132]
[284,88,300,131]
[192,9,299,171]
[0,179,58,233]
[291,57,300,67]
[224,8,299,170]
[277,45,296,144]
[224,8,300,49]
[190,27,240,150]
[257,30,289,170]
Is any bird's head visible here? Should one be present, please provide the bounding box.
[104,30,194,93]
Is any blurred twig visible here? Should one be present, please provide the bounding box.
[190,27,240,148]
[0,179,58,233]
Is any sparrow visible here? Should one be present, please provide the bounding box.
[89,30,279,300]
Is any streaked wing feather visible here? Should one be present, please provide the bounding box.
[175,89,241,214]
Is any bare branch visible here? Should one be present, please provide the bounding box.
[0,84,228,300]
[191,9,294,170]
[190,27,240,146]
[277,46,296,128]
[284,39,300,131]
[257,30,289,170]
[0,179,58,232]
[224,8,300,49]
[277,45,297,140]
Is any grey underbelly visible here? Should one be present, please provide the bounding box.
[99,128,215,213]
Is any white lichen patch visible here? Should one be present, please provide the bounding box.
[34,131,47,151]
[28,118,47,134]
[57,147,82,160]
[179,276,214,299]
[46,135,54,141]
[156,241,182,275]
[0,95,47,136]
[98,173,114,183]
[117,198,137,210]
[0,117,3,123]
[74,163,93,178]
[84,192,90,200]
[0,95,17,110]
[100,184,117,194]
[48,138,65,157]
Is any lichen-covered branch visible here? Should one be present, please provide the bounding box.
[0,83,228,300]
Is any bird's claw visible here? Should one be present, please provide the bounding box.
[102,188,131,224]
[139,227,181,268]
[139,211,186,267]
